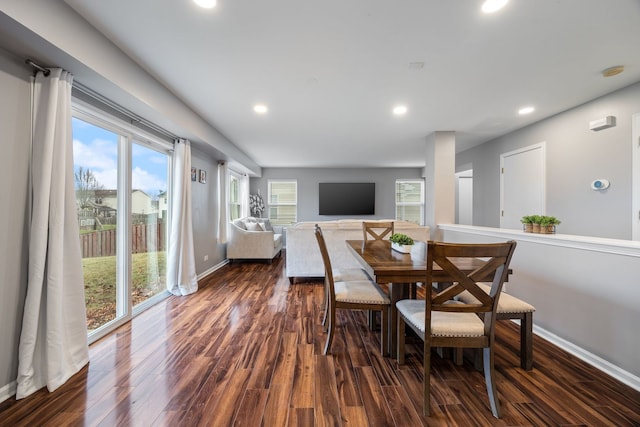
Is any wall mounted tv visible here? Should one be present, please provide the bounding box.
[319,182,375,215]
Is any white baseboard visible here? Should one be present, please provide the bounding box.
[197,259,229,281]
[531,322,640,392]
[0,380,16,404]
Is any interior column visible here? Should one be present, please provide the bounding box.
[423,131,456,241]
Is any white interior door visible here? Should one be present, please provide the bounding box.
[500,143,546,229]
[456,169,473,225]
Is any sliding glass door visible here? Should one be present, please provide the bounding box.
[72,105,171,341]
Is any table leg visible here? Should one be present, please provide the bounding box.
[389,283,411,358]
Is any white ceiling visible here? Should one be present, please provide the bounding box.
[63,0,640,168]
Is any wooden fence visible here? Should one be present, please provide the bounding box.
[80,223,166,258]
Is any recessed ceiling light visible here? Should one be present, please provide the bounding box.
[518,106,535,115]
[393,105,408,115]
[193,0,216,9]
[253,104,268,114]
[482,0,508,13]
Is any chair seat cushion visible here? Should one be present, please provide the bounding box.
[335,280,390,305]
[333,268,369,282]
[457,283,535,314]
[396,299,485,337]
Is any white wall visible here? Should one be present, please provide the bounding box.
[0,48,32,399]
[457,81,640,240]
[440,225,640,390]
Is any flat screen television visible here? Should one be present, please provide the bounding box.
[319,182,375,215]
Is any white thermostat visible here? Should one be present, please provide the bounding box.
[591,179,610,191]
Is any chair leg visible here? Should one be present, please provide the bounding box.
[380,307,388,357]
[397,316,406,365]
[424,339,432,416]
[323,304,336,355]
[409,283,417,299]
[521,312,533,371]
[454,348,463,365]
[321,280,329,329]
[367,310,377,330]
[483,346,501,418]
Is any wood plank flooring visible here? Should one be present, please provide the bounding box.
[1,251,639,426]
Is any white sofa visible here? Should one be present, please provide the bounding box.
[286,219,430,283]
[227,217,283,262]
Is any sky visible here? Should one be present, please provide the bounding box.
[72,117,168,197]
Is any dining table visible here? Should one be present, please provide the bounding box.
[345,239,510,357]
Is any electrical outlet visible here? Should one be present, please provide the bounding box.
[204,254,209,261]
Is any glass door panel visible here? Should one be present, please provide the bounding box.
[72,117,121,332]
[131,142,168,307]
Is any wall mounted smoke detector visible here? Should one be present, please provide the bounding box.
[589,116,616,131]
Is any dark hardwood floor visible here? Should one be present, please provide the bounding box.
[1,251,639,426]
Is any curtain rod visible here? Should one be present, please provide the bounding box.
[25,58,51,77]
[73,82,179,142]
[25,58,179,142]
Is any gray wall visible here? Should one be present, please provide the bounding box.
[190,148,227,271]
[0,49,32,393]
[457,81,640,240]
[250,168,424,223]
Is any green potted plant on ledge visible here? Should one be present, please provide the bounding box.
[539,216,561,234]
[520,215,534,233]
[390,233,414,253]
[522,214,561,234]
[530,215,544,233]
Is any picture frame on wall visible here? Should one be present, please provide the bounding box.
[199,169,207,184]
[191,167,197,181]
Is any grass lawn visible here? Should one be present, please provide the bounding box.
[83,251,167,330]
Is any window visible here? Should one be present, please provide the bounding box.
[268,180,297,225]
[229,172,241,221]
[73,100,172,343]
[395,179,425,225]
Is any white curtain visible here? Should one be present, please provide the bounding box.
[240,174,250,218]
[17,69,89,399]
[167,139,198,296]
[217,161,229,243]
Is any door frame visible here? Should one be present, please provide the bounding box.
[632,112,640,240]
[499,142,546,228]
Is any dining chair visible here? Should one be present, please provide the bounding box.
[362,221,394,241]
[315,225,390,356]
[456,282,535,370]
[362,221,396,328]
[396,240,517,418]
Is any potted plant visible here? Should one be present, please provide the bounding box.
[530,215,544,233]
[520,215,534,233]
[539,216,561,234]
[390,233,414,253]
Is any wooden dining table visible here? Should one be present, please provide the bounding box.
[346,239,510,357]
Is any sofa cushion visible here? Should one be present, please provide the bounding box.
[257,218,273,231]
[245,222,264,231]
[233,219,247,230]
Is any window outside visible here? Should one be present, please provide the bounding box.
[395,179,425,225]
[268,180,297,226]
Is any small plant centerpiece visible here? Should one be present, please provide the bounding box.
[539,216,561,234]
[520,215,534,233]
[390,233,414,254]
[530,215,544,233]
[521,214,561,234]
